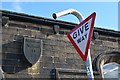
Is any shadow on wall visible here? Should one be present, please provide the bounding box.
[2,40,32,74]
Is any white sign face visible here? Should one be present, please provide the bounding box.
[70,19,92,55]
[68,12,96,61]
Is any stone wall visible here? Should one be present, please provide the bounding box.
[1,14,120,79]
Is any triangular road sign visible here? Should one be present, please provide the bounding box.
[68,12,96,61]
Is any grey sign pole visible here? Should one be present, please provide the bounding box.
[52,9,94,80]
[86,49,94,80]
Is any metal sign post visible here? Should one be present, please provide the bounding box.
[86,49,94,80]
[67,12,96,80]
[52,9,96,80]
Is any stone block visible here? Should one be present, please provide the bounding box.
[41,56,53,63]
[6,53,24,60]
[54,57,66,64]
[14,73,32,78]
[66,53,74,58]
[15,66,28,73]
[17,59,32,67]
[2,27,18,35]
[2,65,15,73]
[3,41,21,49]
[35,31,45,39]
[3,47,21,54]
[2,59,19,66]
[43,44,53,51]
[27,25,40,31]
[42,50,54,56]
[43,62,54,69]
[39,68,52,75]
[54,63,71,69]
[5,73,19,78]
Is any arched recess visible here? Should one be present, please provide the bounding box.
[92,51,120,74]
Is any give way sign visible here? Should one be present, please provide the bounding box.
[68,12,96,61]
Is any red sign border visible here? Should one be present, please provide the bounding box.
[68,12,96,61]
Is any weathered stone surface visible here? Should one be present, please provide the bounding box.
[1,10,120,79]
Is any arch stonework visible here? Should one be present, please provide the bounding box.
[93,51,120,74]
